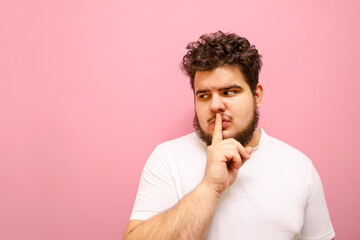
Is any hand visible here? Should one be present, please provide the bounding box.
[203,113,253,196]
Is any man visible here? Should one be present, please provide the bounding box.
[124,31,335,240]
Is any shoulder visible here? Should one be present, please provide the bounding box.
[141,133,202,177]
[155,132,206,154]
[144,132,207,179]
[259,130,317,192]
[144,132,205,164]
[260,129,313,167]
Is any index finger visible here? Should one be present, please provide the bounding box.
[212,113,223,144]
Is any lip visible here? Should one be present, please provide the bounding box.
[210,119,231,127]
[221,120,231,128]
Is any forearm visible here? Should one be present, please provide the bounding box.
[124,181,219,240]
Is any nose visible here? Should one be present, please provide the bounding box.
[210,94,226,112]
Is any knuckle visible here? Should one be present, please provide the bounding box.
[207,146,216,153]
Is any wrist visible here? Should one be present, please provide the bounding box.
[198,179,223,201]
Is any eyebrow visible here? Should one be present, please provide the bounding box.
[195,84,243,96]
[219,84,243,91]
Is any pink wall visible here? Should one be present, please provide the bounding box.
[1,0,359,239]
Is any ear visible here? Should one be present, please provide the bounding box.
[254,84,263,109]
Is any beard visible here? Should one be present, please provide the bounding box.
[193,104,259,146]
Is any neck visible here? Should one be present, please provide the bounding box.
[247,129,261,148]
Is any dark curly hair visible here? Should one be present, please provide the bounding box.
[181,31,262,95]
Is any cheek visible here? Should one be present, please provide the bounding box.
[231,100,254,122]
[195,104,209,125]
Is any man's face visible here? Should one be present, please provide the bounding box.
[194,65,262,146]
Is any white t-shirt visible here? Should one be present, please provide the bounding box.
[130,129,335,240]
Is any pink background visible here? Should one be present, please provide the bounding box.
[1,0,359,239]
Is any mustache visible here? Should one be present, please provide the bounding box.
[207,113,233,123]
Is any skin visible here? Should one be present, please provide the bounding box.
[124,111,252,240]
[194,65,264,194]
[195,66,259,141]
[124,66,334,239]
[194,65,263,148]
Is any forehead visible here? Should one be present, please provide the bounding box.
[194,66,248,91]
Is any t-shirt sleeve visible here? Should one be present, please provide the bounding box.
[300,165,335,240]
[130,146,179,221]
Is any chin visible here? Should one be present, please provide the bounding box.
[222,131,235,139]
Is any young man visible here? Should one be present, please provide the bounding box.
[124,31,335,240]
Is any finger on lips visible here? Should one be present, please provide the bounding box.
[211,113,223,145]
[210,112,252,167]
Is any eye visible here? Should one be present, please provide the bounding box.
[199,94,210,99]
[223,90,237,96]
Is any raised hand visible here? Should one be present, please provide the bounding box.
[203,113,253,196]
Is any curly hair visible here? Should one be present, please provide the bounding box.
[181,31,262,95]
